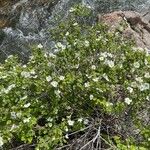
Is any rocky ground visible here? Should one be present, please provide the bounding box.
[98,11,150,52]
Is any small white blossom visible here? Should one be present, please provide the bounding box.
[127,87,133,93]
[131,82,137,88]
[56,42,66,50]
[65,134,69,139]
[84,119,89,125]
[133,62,140,68]
[105,60,114,68]
[23,117,31,123]
[102,74,109,81]
[78,118,83,122]
[44,53,48,58]
[46,76,52,82]
[106,102,113,107]
[135,77,143,83]
[107,53,113,58]
[65,127,68,132]
[21,71,31,78]
[90,94,94,100]
[59,76,65,80]
[69,7,76,12]
[23,103,31,108]
[37,43,43,49]
[84,40,90,47]
[75,64,79,69]
[99,56,104,61]
[125,98,132,105]
[144,72,150,78]
[0,136,3,147]
[101,52,107,58]
[51,81,58,88]
[7,55,13,59]
[65,32,69,36]
[30,70,35,75]
[11,112,17,119]
[29,55,34,60]
[91,65,96,70]
[22,65,27,68]
[68,120,74,126]
[10,124,18,131]
[73,22,78,26]
[93,78,99,82]
[49,53,56,58]
[139,83,149,91]
[84,82,90,87]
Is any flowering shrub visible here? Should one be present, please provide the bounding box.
[0,5,150,150]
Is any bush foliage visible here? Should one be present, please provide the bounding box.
[0,5,150,150]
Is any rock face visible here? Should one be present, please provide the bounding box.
[98,11,150,51]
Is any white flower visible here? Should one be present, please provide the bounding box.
[90,95,94,100]
[107,53,113,58]
[65,127,68,132]
[56,42,64,48]
[146,96,149,101]
[125,98,132,105]
[30,70,35,75]
[7,55,13,59]
[46,76,52,82]
[23,103,31,108]
[135,77,143,83]
[105,60,114,68]
[22,65,27,68]
[21,71,31,78]
[37,43,43,49]
[59,76,65,81]
[68,120,74,126]
[16,112,22,118]
[133,62,140,68]
[127,87,133,93]
[51,81,58,87]
[73,22,78,26]
[65,134,69,139]
[139,83,149,91]
[144,72,150,78]
[99,56,104,61]
[69,7,76,12]
[23,117,31,123]
[20,95,27,100]
[84,40,90,47]
[78,118,83,122]
[10,124,18,131]
[75,64,79,69]
[84,82,90,87]
[29,55,34,60]
[11,112,17,119]
[102,74,109,81]
[54,90,61,97]
[65,32,69,36]
[0,136,4,147]
[131,82,137,88]
[93,78,99,82]
[106,102,113,107]
[84,119,89,125]
[49,53,56,58]
[44,53,48,58]
[91,65,96,70]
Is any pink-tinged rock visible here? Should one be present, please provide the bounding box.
[98,11,150,51]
